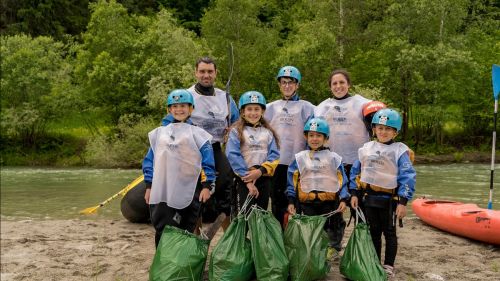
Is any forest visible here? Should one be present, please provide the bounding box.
[1,0,499,167]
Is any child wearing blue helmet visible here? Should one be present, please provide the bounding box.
[286,118,350,259]
[225,91,280,211]
[144,89,216,247]
[349,108,416,278]
[264,66,315,228]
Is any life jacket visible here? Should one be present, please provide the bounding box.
[294,149,344,202]
[357,148,415,195]
[314,95,371,165]
[264,99,315,165]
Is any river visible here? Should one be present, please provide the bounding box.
[1,164,499,221]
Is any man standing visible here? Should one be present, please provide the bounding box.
[264,65,315,227]
[143,57,238,229]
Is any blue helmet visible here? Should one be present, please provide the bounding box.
[372,108,402,132]
[239,91,266,110]
[167,89,194,108]
[304,118,330,138]
[277,66,301,83]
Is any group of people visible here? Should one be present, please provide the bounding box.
[142,57,416,278]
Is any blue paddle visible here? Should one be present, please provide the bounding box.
[489,64,500,209]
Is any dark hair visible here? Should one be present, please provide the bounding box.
[195,57,217,70]
[328,69,351,87]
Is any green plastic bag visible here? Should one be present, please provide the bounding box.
[209,215,254,281]
[149,225,209,281]
[340,208,387,281]
[284,214,330,281]
[248,208,289,281]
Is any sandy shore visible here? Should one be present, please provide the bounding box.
[1,216,499,281]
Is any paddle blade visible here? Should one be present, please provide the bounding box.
[493,64,500,100]
[79,205,99,215]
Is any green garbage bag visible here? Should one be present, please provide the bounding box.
[284,214,330,281]
[209,215,254,281]
[340,208,387,281]
[149,225,209,281]
[248,208,289,281]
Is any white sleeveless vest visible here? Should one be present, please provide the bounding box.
[188,85,228,143]
[295,150,342,193]
[265,100,315,165]
[315,95,370,164]
[240,126,273,167]
[358,141,409,189]
[148,123,212,208]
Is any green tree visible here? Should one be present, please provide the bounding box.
[0,0,91,39]
[1,34,70,146]
[201,0,280,99]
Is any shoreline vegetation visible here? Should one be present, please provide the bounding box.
[1,150,497,168]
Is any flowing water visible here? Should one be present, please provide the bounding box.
[1,164,499,221]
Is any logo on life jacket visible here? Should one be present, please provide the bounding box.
[208,111,216,118]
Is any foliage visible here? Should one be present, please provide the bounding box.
[74,0,201,124]
[201,0,280,98]
[0,0,91,39]
[0,34,72,146]
[1,0,499,167]
[84,114,156,167]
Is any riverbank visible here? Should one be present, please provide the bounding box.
[1,217,499,281]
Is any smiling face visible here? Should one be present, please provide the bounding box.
[278,77,299,99]
[242,104,264,125]
[168,103,192,121]
[330,73,350,98]
[195,62,217,87]
[306,131,327,150]
[373,124,398,143]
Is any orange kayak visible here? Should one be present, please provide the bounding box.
[412,198,500,245]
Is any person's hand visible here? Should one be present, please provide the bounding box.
[337,201,347,213]
[199,188,211,203]
[287,204,296,215]
[246,182,259,198]
[396,204,407,220]
[144,188,151,204]
[241,169,263,183]
[350,196,358,209]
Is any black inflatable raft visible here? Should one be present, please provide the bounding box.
[120,180,150,223]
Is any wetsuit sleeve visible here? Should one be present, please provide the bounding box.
[397,151,416,205]
[142,148,154,188]
[260,136,280,176]
[200,141,216,183]
[229,97,239,125]
[338,164,350,200]
[225,129,248,177]
[286,160,299,201]
[349,160,362,194]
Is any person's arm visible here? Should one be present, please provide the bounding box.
[397,151,416,205]
[286,160,300,214]
[142,148,154,204]
[199,141,216,203]
[395,151,416,219]
[229,97,239,125]
[349,160,362,208]
[260,136,280,176]
[225,129,249,177]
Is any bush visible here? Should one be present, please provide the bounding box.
[85,114,156,168]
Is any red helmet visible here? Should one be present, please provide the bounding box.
[362,101,387,117]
